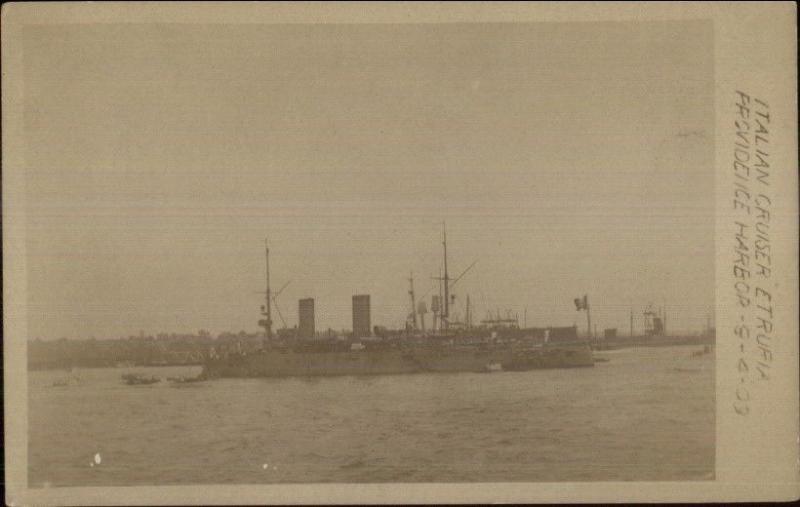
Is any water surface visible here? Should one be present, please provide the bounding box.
[29,345,714,486]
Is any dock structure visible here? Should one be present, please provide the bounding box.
[644,306,664,337]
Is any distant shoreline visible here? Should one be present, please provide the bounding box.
[28,336,714,371]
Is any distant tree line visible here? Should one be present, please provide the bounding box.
[28,331,265,370]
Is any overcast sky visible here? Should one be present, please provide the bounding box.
[22,21,714,339]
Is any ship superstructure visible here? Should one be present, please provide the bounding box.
[201,227,595,379]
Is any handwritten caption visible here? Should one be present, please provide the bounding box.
[732,90,774,416]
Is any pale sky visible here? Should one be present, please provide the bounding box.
[22,21,715,339]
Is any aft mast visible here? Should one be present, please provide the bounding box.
[442,222,450,330]
[262,238,273,344]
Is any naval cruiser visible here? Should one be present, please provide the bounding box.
[201,228,594,379]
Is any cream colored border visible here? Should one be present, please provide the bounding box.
[3,2,798,504]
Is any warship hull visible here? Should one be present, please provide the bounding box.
[201,344,594,379]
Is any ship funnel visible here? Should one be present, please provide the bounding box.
[352,295,371,338]
[298,298,315,339]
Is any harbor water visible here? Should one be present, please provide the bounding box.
[28,345,714,486]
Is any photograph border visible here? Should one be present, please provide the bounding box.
[3,2,797,504]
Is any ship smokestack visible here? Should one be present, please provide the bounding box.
[352,295,371,338]
[298,298,315,339]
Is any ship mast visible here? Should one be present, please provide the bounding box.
[630,307,634,337]
[466,295,472,330]
[408,272,418,331]
[442,222,450,330]
[262,238,273,342]
[436,267,442,331]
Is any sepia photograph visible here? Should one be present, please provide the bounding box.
[3,2,797,505]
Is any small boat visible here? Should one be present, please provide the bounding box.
[121,373,161,385]
[51,373,83,387]
[484,362,503,372]
[166,375,204,384]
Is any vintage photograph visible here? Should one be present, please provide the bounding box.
[17,19,720,488]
